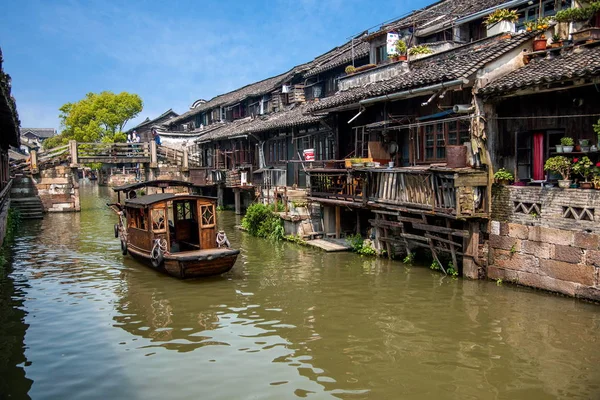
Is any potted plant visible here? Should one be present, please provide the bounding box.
[345,65,356,75]
[395,40,408,61]
[551,33,563,48]
[555,142,564,153]
[573,156,594,188]
[544,156,572,188]
[555,2,600,41]
[484,9,519,36]
[494,168,514,185]
[592,174,600,189]
[408,45,434,59]
[579,138,591,152]
[561,136,575,152]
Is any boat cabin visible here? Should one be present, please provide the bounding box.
[125,193,217,254]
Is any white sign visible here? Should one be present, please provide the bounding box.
[386,32,399,55]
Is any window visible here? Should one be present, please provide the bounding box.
[152,208,166,232]
[516,0,570,29]
[176,202,192,220]
[129,208,147,230]
[201,205,215,227]
[416,119,471,163]
[375,45,387,64]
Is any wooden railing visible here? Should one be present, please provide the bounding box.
[308,170,365,203]
[307,167,489,218]
[369,169,456,212]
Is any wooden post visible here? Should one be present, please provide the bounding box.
[234,188,241,215]
[356,211,361,235]
[284,187,288,215]
[335,205,341,239]
[463,221,481,279]
[150,141,158,167]
[69,140,78,166]
[30,150,38,173]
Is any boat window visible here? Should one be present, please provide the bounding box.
[176,202,193,221]
[200,204,215,227]
[152,208,166,232]
[128,208,147,230]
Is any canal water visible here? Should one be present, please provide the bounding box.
[1,182,599,399]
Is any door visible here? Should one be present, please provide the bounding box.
[532,132,545,181]
[199,203,216,249]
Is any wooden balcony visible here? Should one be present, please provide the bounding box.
[308,166,489,218]
[308,169,367,204]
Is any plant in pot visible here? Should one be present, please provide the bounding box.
[544,156,572,188]
[494,168,514,185]
[551,33,563,48]
[555,2,600,41]
[526,17,552,50]
[394,40,408,61]
[579,138,591,152]
[573,156,594,188]
[345,65,356,75]
[561,136,575,152]
[484,9,519,36]
[593,163,600,189]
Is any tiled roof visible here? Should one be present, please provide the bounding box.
[167,68,303,126]
[0,48,20,147]
[308,33,533,112]
[304,36,371,78]
[20,128,56,138]
[197,103,323,143]
[481,45,600,95]
[365,0,511,40]
[131,109,178,131]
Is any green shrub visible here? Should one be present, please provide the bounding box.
[241,203,284,240]
[430,260,441,271]
[403,253,414,265]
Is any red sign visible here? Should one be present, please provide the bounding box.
[303,149,315,162]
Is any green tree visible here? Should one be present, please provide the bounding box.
[45,91,142,148]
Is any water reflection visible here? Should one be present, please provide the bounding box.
[4,182,600,399]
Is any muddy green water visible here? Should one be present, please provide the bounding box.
[1,182,600,399]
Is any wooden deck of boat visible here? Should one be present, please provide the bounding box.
[306,238,352,252]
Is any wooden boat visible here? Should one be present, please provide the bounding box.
[109,180,239,278]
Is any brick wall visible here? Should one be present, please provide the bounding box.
[34,166,80,212]
[489,186,600,301]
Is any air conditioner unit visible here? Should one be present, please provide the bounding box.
[282,85,290,93]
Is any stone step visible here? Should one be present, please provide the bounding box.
[20,212,43,220]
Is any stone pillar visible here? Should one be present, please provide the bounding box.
[335,206,341,239]
[234,188,241,215]
[150,141,158,167]
[217,184,224,209]
[69,140,78,166]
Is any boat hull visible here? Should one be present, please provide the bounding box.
[128,247,239,279]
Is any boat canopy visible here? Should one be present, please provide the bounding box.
[113,179,198,193]
[125,193,214,208]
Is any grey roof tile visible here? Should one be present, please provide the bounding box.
[20,128,56,138]
[308,33,533,112]
[481,45,600,95]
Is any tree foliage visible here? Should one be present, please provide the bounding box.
[44,91,142,148]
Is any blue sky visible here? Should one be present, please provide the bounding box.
[1,0,428,131]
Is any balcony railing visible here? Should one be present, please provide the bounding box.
[308,167,489,218]
[308,169,366,203]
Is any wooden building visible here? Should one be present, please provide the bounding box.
[0,48,21,244]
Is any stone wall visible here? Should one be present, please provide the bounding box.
[489,186,600,301]
[106,173,137,187]
[33,166,80,212]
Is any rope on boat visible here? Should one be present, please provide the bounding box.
[216,231,230,248]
